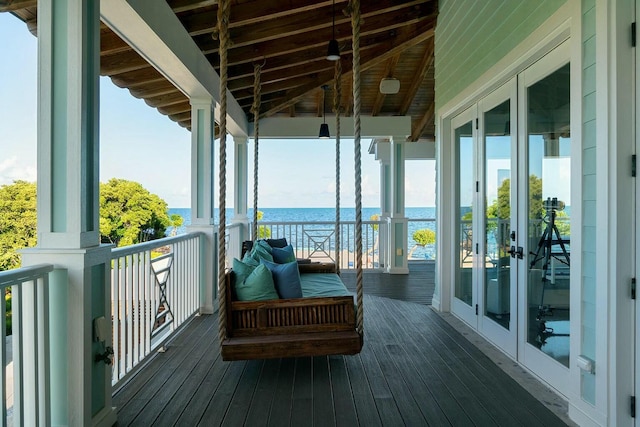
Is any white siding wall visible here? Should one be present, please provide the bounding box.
[580,0,597,405]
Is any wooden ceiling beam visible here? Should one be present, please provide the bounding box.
[145,91,189,108]
[168,0,217,14]
[107,66,165,88]
[371,54,400,116]
[199,5,436,67]
[0,0,36,12]
[157,101,192,116]
[409,102,434,142]
[176,0,342,32]
[100,29,132,56]
[101,50,150,76]
[127,80,179,99]
[260,21,435,118]
[228,60,334,92]
[399,40,434,115]
[184,0,429,48]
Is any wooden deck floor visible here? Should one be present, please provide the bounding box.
[114,292,568,426]
[341,260,435,305]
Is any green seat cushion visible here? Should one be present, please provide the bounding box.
[232,257,256,286]
[299,273,352,298]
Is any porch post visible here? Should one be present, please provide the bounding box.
[232,136,250,244]
[386,135,409,274]
[187,99,216,314]
[378,160,391,269]
[20,0,117,425]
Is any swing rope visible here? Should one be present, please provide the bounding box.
[251,63,262,240]
[333,60,342,275]
[348,0,364,335]
[217,0,230,344]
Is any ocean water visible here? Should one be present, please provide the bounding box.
[168,207,436,259]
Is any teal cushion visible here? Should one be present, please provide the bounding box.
[260,259,302,299]
[256,239,273,253]
[241,252,260,267]
[235,264,279,301]
[272,244,296,264]
[250,242,274,262]
[232,257,256,286]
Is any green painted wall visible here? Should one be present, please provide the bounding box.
[435,0,566,111]
[580,0,596,405]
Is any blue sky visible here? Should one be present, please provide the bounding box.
[0,13,434,208]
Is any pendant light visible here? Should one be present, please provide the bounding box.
[326,0,340,61]
[319,85,330,138]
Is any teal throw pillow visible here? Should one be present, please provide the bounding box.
[250,242,274,262]
[232,257,256,286]
[256,239,273,253]
[260,259,303,299]
[241,252,260,267]
[235,264,279,301]
[272,244,296,264]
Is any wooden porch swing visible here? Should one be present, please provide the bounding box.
[216,0,364,361]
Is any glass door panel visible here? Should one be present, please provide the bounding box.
[456,120,474,307]
[525,63,571,368]
[483,99,512,330]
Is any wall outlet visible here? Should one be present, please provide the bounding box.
[396,248,403,256]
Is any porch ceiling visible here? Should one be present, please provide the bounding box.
[5,0,437,142]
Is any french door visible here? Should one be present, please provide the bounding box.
[451,79,518,357]
[451,41,571,394]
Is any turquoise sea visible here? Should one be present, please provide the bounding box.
[168,207,436,259]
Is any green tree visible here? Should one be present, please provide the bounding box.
[99,178,171,247]
[168,214,184,236]
[408,228,436,258]
[0,181,37,271]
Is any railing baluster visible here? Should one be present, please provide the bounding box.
[12,284,22,427]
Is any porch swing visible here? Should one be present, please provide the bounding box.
[216,0,364,361]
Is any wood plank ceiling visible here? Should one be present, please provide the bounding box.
[3,0,437,141]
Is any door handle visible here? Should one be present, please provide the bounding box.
[509,246,516,258]
[516,246,524,259]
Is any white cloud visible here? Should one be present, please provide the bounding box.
[0,156,36,186]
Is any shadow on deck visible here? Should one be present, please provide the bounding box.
[113,263,568,426]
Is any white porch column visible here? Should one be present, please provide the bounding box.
[187,99,216,314]
[232,136,250,245]
[378,160,391,269]
[386,135,409,274]
[20,0,117,425]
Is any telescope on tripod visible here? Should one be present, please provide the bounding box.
[529,197,570,346]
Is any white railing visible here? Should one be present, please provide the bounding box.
[253,221,383,269]
[225,222,244,267]
[0,264,53,427]
[250,218,438,269]
[110,233,202,388]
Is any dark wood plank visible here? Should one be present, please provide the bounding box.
[343,355,382,427]
[290,357,313,426]
[328,356,359,427]
[222,360,265,426]
[196,361,247,426]
[267,358,296,427]
[312,356,334,426]
[243,358,280,426]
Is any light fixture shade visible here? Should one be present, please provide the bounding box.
[326,39,340,61]
[319,123,330,138]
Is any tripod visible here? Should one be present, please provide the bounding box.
[529,203,570,344]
